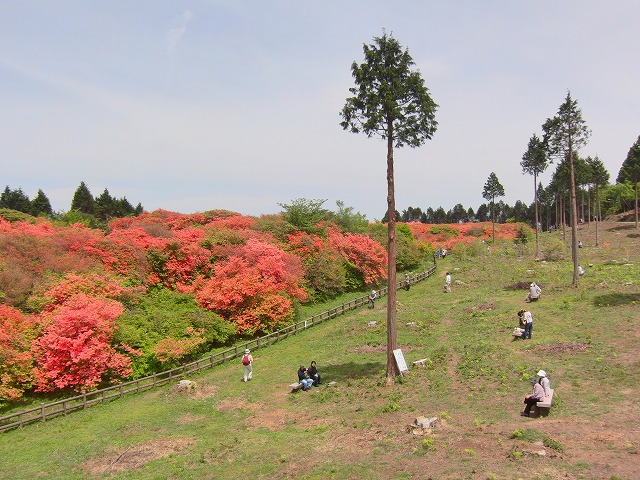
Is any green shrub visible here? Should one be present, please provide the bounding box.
[429,224,459,238]
[115,288,235,377]
[454,241,486,259]
[0,208,34,223]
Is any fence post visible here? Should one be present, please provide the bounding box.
[41,404,45,422]
[83,393,87,409]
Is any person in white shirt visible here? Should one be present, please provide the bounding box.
[444,272,452,293]
[536,370,551,396]
[525,282,542,302]
[518,309,534,339]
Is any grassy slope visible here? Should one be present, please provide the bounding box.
[1,222,639,480]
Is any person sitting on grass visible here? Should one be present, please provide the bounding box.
[525,282,542,302]
[297,365,314,391]
[307,360,321,386]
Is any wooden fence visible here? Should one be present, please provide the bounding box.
[0,264,437,433]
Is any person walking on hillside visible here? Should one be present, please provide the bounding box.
[521,377,545,417]
[444,272,452,293]
[368,290,377,309]
[241,349,253,382]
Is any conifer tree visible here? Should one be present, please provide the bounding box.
[341,31,437,383]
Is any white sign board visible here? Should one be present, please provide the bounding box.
[393,348,409,374]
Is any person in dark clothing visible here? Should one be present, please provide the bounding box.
[307,360,321,386]
[297,365,314,391]
[521,377,545,417]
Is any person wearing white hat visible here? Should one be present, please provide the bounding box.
[368,290,377,309]
[525,282,542,302]
[536,370,551,396]
[241,349,253,382]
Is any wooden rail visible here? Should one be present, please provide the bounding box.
[0,264,437,432]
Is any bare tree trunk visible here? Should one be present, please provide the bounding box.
[491,200,496,243]
[595,185,600,246]
[569,149,580,287]
[534,174,540,258]
[635,183,638,229]
[561,195,566,242]
[385,130,399,384]
[587,185,592,226]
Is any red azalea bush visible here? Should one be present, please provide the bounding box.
[31,293,132,393]
[407,222,521,250]
[30,273,144,312]
[327,229,387,286]
[0,219,103,307]
[0,304,36,401]
[194,239,307,334]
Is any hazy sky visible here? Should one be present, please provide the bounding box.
[2,1,639,220]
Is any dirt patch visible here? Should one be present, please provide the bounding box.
[189,383,218,400]
[535,342,589,355]
[505,281,543,291]
[82,438,195,475]
[473,301,496,311]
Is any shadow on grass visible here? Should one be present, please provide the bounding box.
[321,361,385,383]
[606,224,637,231]
[593,293,640,307]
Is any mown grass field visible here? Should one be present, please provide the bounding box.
[1,222,639,480]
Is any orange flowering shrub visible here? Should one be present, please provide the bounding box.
[0,304,36,401]
[194,239,307,334]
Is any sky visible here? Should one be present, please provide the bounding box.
[2,1,639,221]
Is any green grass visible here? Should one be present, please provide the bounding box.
[1,225,639,479]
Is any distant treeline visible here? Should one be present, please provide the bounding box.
[0,181,143,224]
[388,179,637,230]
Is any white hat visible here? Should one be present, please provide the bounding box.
[536,370,546,377]
[244,349,250,354]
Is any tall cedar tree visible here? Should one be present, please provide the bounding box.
[520,133,548,257]
[482,172,505,243]
[542,92,591,286]
[617,135,640,228]
[340,31,437,383]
